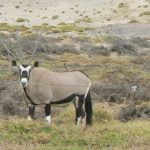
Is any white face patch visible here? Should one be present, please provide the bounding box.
[19,65,32,87]
[19,65,31,76]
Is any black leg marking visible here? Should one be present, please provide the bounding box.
[44,104,51,116]
[85,91,93,126]
[44,104,51,124]
[74,96,85,125]
[29,105,35,119]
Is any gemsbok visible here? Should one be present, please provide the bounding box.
[12,61,93,126]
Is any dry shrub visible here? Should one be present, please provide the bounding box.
[94,107,112,123]
[117,103,136,121]
[1,98,19,115]
[110,38,137,55]
[0,80,27,117]
[118,102,150,121]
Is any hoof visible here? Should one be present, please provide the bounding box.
[45,115,51,125]
[27,116,32,121]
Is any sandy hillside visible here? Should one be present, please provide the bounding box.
[0,0,150,26]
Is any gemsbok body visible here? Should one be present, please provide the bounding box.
[13,61,93,126]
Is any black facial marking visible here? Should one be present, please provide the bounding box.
[20,65,32,80]
[22,64,28,68]
[22,70,28,78]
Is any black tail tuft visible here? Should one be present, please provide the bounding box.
[85,90,93,126]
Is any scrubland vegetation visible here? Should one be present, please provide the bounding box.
[0,37,149,149]
[0,0,150,149]
[0,104,149,150]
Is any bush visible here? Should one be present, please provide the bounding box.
[118,102,150,121]
[94,108,112,123]
[111,38,137,55]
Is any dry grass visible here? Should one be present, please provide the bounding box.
[76,16,93,23]
[140,11,150,16]
[0,22,90,35]
[16,18,29,22]
[0,103,149,150]
[33,23,89,33]
[1,53,149,82]
[118,3,125,8]
[129,19,139,23]
[0,58,13,80]
[0,49,149,149]
[0,23,29,32]
[50,54,150,81]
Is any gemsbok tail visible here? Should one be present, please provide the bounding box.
[85,90,93,126]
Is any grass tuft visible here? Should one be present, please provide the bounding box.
[129,19,139,23]
[118,3,124,8]
[16,18,29,22]
[33,23,88,33]
[52,15,59,20]
[140,11,150,16]
[0,23,29,32]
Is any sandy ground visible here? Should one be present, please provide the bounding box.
[0,0,149,27]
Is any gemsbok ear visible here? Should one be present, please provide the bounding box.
[12,60,17,66]
[34,61,39,67]
[11,60,19,73]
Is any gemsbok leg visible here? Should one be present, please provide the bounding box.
[74,96,85,125]
[27,105,35,120]
[44,104,51,125]
[85,91,93,126]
